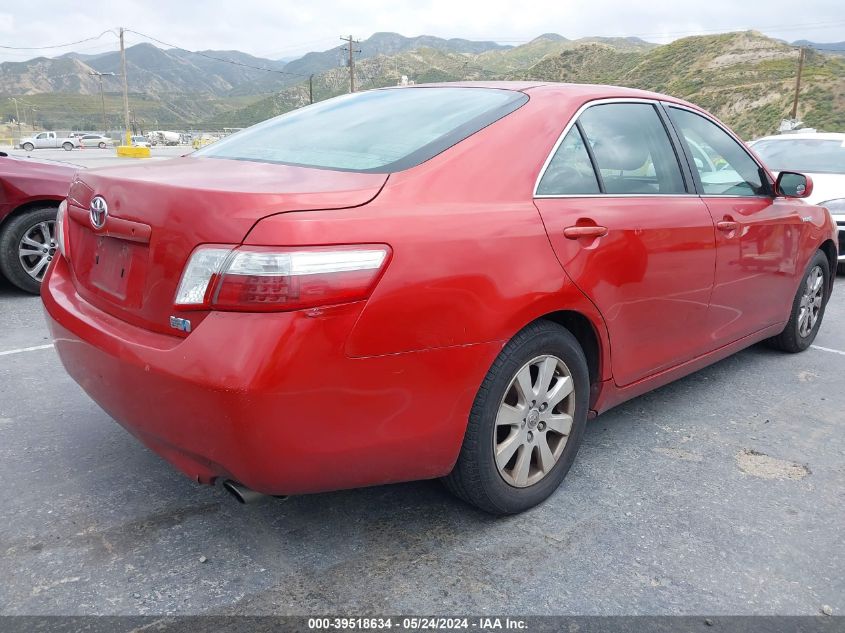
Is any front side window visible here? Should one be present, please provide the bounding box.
[536,127,600,195]
[194,87,527,173]
[669,107,766,196]
[577,103,686,195]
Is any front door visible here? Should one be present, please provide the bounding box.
[534,101,716,387]
[666,106,807,345]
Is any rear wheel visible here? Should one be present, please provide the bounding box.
[22,142,34,152]
[62,141,74,151]
[0,206,58,294]
[443,320,589,515]
[767,250,830,353]
[98,141,106,149]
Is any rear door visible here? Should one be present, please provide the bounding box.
[665,106,806,345]
[534,100,716,387]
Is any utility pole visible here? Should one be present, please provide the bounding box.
[89,71,116,135]
[340,35,360,93]
[119,27,131,146]
[309,74,314,104]
[791,46,806,120]
[10,97,22,137]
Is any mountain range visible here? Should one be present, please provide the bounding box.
[1,31,843,138]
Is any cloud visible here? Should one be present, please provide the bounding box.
[0,12,14,33]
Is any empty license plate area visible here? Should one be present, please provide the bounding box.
[83,234,147,305]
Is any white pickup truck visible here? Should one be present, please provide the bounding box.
[19,132,80,152]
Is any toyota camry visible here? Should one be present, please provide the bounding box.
[42,83,837,514]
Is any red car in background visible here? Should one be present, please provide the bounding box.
[1,151,78,293]
[41,83,837,514]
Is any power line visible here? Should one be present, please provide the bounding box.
[0,29,116,50]
[124,29,310,78]
[256,37,340,58]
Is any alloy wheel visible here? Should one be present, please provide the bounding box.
[797,265,824,338]
[494,355,576,488]
[17,220,56,283]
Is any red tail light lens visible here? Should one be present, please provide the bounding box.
[174,245,390,312]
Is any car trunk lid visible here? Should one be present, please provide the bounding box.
[65,156,387,335]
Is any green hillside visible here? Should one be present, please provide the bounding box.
[526,31,845,137]
[214,31,845,138]
[2,31,842,138]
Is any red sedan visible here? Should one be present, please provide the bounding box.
[41,83,837,514]
[1,152,78,293]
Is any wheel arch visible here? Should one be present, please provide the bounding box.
[512,305,611,411]
[0,198,62,232]
[819,239,837,295]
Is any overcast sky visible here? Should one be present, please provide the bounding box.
[1,0,845,63]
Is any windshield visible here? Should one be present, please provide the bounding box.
[194,87,527,173]
[752,138,845,174]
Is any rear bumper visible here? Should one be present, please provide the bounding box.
[42,256,500,495]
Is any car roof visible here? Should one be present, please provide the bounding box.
[753,132,845,142]
[406,81,703,110]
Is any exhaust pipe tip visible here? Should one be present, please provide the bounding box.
[222,479,267,504]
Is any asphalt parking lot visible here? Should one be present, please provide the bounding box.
[3,145,189,168]
[1,238,844,613]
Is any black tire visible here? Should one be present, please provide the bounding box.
[62,142,73,151]
[22,142,34,152]
[98,142,106,149]
[0,206,58,294]
[443,320,590,515]
[767,250,830,353]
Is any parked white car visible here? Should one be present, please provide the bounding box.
[18,132,79,152]
[130,135,151,148]
[78,134,114,149]
[750,132,845,273]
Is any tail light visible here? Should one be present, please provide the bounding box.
[174,244,391,312]
[56,199,70,261]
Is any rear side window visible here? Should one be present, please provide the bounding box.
[537,127,600,195]
[194,87,527,173]
[578,103,686,195]
[668,107,766,196]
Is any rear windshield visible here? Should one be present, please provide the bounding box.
[752,138,845,174]
[194,87,527,173]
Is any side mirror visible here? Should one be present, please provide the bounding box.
[776,171,813,199]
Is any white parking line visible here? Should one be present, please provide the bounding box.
[0,343,55,357]
[811,345,845,357]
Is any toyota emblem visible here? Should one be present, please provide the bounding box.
[89,196,108,229]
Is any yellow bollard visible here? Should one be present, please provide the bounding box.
[116,145,151,158]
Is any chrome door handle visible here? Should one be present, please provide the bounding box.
[716,221,739,232]
[563,225,608,239]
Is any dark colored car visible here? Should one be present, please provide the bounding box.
[42,83,837,514]
[0,151,79,293]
